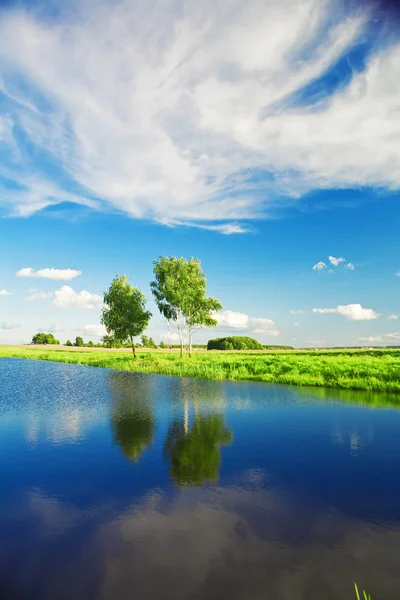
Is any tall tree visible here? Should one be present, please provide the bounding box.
[102,275,152,359]
[150,256,222,357]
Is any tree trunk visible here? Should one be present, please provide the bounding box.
[130,336,136,360]
[189,330,193,358]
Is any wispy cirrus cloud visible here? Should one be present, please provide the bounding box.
[313,303,379,320]
[16,268,82,280]
[0,0,399,231]
[26,290,53,302]
[0,289,12,296]
[359,332,400,344]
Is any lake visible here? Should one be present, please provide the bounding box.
[1,358,400,599]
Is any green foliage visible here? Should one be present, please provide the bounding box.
[148,337,157,348]
[150,256,222,356]
[159,341,167,349]
[86,340,94,347]
[141,334,149,347]
[208,336,264,350]
[264,345,295,350]
[164,413,233,486]
[74,336,84,347]
[32,332,60,345]
[65,340,73,346]
[102,274,152,358]
[354,582,372,600]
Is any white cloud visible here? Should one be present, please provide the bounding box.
[47,324,66,333]
[293,322,300,326]
[215,310,279,336]
[26,290,52,301]
[346,262,355,271]
[53,286,102,309]
[388,315,398,320]
[216,310,250,329]
[79,324,107,338]
[359,332,400,344]
[16,267,82,280]
[0,322,21,330]
[312,262,327,271]
[313,303,379,320]
[328,256,345,267]
[0,1,399,229]
[290,309,305,314]
[0,289,12,296]
[160,332,180,343]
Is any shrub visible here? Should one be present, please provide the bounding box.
[207,336,264,351]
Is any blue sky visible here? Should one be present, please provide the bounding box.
[0,0,399,347]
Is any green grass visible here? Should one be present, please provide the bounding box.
[1,346,400,396]
[354,582,372,600]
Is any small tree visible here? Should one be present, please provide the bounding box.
[159,341,167,349]
[141,334,149,348]
[151,256,222,358]
[102,275,152,359]
[65,340,73,346]
[75,336,84,347]
[148,337,157,348]
[87,340,94,347]
[32,332,59,345]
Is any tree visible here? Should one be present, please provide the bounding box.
[102,274,152,359]
[148,337,157,348]
[150,256,222,358]
[75,336,84,347]
[87,340,94,347]
[32,332,60,345]
[159,341,167,349]
[65,340,73,346]
[141,334,149,348]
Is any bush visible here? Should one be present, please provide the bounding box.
[207,336,264,351]
[32,333,60,345]
[65,340,73,346]
[264,345,294,350]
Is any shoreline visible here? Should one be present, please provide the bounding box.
[1,346,400,395]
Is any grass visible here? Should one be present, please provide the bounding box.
[355,582,372,600]
[1,346,400,395]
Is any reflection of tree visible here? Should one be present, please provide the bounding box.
[109,372,155,462]
[164,412,233,487]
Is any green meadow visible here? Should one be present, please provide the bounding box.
[1,346,400,395]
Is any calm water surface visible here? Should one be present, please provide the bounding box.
[1,358,400,599]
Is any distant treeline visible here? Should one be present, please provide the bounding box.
[207,336,294,351]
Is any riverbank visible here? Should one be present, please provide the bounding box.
[1,346,400,393]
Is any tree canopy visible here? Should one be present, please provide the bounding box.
[32,332,60,345]
[207,336,264,350]
[102,275,152,358]
[151,256,222,357]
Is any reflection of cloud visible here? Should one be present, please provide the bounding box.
[6,485,400,600]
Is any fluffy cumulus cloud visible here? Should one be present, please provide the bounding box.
[53,286,103,309]
[160,332,181,344]
[0,289,12,296]
[215,310,280,336]
[0,322,21,329]
[328,256,345,267]
[312,262,327,271]
[359,332,400,344]
[313,303,379,320]
[0,0,399,230]
[79,324,107,338]
[313,256,354,271]
[16,268,82,280]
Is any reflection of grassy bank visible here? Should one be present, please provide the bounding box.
[297,385,400,409]
[1,347,400,394]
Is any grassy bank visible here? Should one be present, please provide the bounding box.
[1,346,400,393]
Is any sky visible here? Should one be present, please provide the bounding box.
[0,0,399,347]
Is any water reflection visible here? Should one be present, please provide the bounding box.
[109,372,155,462]
[164,413,233,487]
